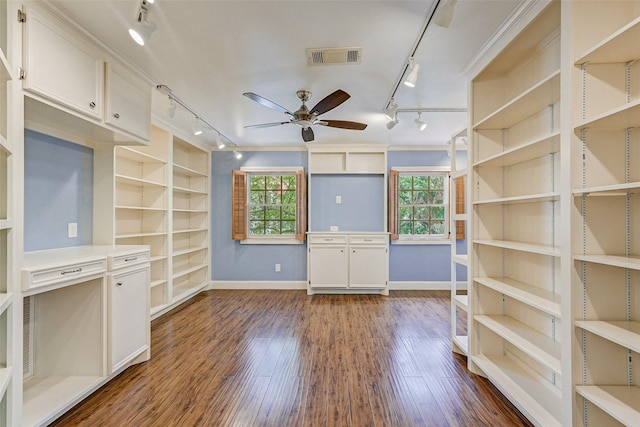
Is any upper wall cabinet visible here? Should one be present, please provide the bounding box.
[20,3,152,144]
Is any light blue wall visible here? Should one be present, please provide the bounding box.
[387,150,467,282]
[211,150,308,281]
[309,174,384,232]
[24,130,94,251]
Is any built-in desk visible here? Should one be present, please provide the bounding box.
[22,245,150,427]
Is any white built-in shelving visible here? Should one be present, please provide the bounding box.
[469,2,564,426]
[450,128,469,355]
[571,4,640,426]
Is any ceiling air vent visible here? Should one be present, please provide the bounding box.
[307,47,362,65]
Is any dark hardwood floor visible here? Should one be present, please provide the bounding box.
[52,290,532,426]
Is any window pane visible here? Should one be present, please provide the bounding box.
[282,206,295,220]
[399,176,413,190]
[413,191,428,204]
[266,190,281,204]
[250,221,265,235]
[266,176,281,190]
[250,176,265,190]
[415,221,429,235]
[399,221,413,234]
[431,206,445,220]
[414,207,429,220]
[413,176,429,189]
[266,221,281,234]
[399,190,412,205]
[250,206,265,220]
[250,191,265,204]
[282,221,295,234]
[429,191,444,204]
[430,221,445,234]
[265,207,281,220]
[281,190,296,205]
[282,175,296,189]
[399,206,413,220]
[430,175,444,190]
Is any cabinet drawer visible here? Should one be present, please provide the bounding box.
[349,235,388,245]
[308,235,348,245]
[108,251,150,271]
[23,259,106,291]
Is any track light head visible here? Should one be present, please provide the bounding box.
[234,151,243,159]
[193,118,203,136]
[386,116,399,130]
[384,100,398,121]
[415,113,427,131]
[129,1,156,46]
[403,63,420,88]
[167,98,177,119]
[216,133,226,149]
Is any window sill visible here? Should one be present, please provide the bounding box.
[391,239,451,246]
[240,238,304,245]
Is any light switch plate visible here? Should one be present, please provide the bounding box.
[68,222,78,238]
[336,195,342,204]
[330,226,339,232]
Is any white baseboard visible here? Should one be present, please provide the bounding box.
[389,281,452,290]
[210,280,307,290]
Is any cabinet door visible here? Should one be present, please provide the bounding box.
[349,246,387,288]
[105,63,151,140]
[308,246,348,288]
[23,4,103,119]
[109,265,149,372]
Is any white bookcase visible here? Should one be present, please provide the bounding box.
[96,125,210,319]
[570,3,640,426]
[469,2,564,426]
[450,128,469,356]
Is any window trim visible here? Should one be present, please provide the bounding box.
[389,166,451,245]
[233,167,306,245]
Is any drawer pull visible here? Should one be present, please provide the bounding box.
[113,113,120,119]
[324,238,333,241]
[61,267,82,275]
[89,101,96,109]
[364,239,372,242]
[124,256,138,262]
[116,282,123,287]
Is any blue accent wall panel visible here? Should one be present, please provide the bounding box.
[309,174,384,232]
[24,130,94,251]
[211,150,308,281]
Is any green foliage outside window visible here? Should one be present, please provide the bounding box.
[398,174,446,236]
[248,174,297,236]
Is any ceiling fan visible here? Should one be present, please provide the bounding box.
[243,89,367,142]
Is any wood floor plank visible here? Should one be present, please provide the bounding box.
[52,290,533,427]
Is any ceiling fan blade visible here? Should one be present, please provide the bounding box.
[302,127,314,142]
[243,92,293,116]
[244,121,290,129]
[309,89,351,115]
[320,120,367,130]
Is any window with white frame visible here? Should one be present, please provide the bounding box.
[389,168,450,242]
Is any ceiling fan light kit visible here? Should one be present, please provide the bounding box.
[129,0,156,46]
[243,89,367,142]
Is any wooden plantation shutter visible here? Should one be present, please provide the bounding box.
[455,175,466,240]
[231,170,247,240]
[295,169,307,241]
[388,169,399,240]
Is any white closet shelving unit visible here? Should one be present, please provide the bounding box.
[0,0,16,422]
[171,136,209,306]
[450,128,469,356]
[114,125,170,316]
[571,3,640,425]
[469,2,564,426]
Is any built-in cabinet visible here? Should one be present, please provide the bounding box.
[21,2,152,143]
[307,233,389,294]
[21,246,150,427]
[450,128,469,356]
[97,125,210,318]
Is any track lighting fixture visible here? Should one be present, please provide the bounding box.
[216,133,225,150]
[386,115,399,130]
[415,112,427,131]
[167,98,177,118]
[403,57,420,88]
[384,99,398,121]
[129,0,156,46]
[155,84,242,157]
[192,118,203,136]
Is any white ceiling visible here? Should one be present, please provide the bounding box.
[48,0,523,149]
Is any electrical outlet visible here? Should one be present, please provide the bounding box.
[330,226,339,232]
[275,264,281,272]
[68,222,78,238]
